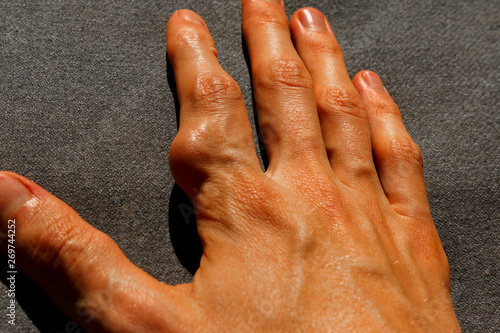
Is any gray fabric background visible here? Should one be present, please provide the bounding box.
[0,0,498,332]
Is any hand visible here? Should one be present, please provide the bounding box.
[0,1,460,332]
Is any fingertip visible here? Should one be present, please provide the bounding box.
[290,7,330,33]
[170,9,206,27]
[167,9,207,46]
[167,9,217,62]
[352,70,370,83]
[0,171,56,206]
[0,172,35,225]
[353,70,387,93]
[289,7,304,33]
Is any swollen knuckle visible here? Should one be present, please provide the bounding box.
[170,125,213,163]
[257,58,313,90]
[385,137,424,167]
[317,87,367,120]
[170,123,243,173]
[191,72,242,106]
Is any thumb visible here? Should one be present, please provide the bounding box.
[0,172,196,332]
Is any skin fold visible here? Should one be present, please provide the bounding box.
[0,1,461,332]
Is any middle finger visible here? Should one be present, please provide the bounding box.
[290,7,377,187]
[242,0,328,174]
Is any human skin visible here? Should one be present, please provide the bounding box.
[0,0,461,332]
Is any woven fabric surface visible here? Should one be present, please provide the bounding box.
[0,0,498,332]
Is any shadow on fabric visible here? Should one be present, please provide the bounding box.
[168,184,203,275]
[241,32,269,171]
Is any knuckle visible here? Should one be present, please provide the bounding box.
[256,58,313,90]
[407,221,451,281]
[317,87,367,120]
[350,157,377,180]
[385,137,424,168]
[169,122,247,178]
[365,95,401,118]
[169,124,214,166]
[29,208,95,270]
[170,26,212,54]
[173,27,199,48]
[308,38,344,58]
[191,72,243,106]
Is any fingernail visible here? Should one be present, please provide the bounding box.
[362,71,386,92]
[0,175,32,223]
[299,8,327,31]
[179,10,205,27]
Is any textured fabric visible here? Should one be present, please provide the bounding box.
[0,0,498,331]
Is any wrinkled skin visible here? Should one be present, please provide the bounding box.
[0,1,461,332]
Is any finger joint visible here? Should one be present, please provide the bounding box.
[317,87,367,120]
[256,58,313,91]
[384,137,424,168]
[191,72,243,106]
